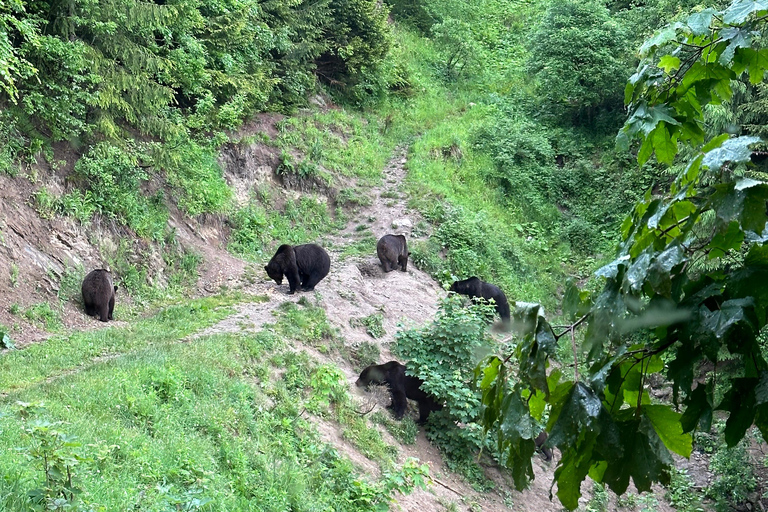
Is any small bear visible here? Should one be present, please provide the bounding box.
[449,276,510,323]
[82,269,117,322]
[356,361,442,424]
[376,234,410,272]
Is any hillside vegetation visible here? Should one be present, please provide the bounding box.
[1,0,768,510]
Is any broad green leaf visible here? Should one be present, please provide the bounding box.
[640,25,679,55]
[548,382,603,447]
[646,244,685,296]
[529,390,546,421]
[740,184,768,233]
[702,133,731,153]
[723,0,768,25]
[720,27,753,65]
[601,415,674,495]
[553,436,596,510]
[652,123,677,164]
[719,378,758,446]
[702,135,760,170]
[755,371,768,405]
[643,404,692,457]
[708,221,745,259]
[624,251,652,293]
[681,384,713,433]
[595,255,630,280]
[686,8,717,35]
[658,55,681,73]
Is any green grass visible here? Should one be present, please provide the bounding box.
[0,294,426,511]
[0,293,265,393]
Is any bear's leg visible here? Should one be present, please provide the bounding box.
[98,303,110,322]
[388,389,408,419]
[108,295,115,320]
[285,269,301,294]
[301,272,323,291]
[84,302,96,317]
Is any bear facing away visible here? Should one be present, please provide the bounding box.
[449,276,510,323]
[265,243,331,294]
[82,269,117,322]
[356,361,442,424]
[376,234,410,272]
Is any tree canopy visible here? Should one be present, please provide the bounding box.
[476,0,768,508]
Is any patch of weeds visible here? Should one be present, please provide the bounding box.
[412,220,430,238]
[23,302,62,331]
[338,290,357,303]
[340,234,377,258]
[665,468,705,512]
[272,300,338,345]
[585,482,608,512]
[372,411,418,445]
[380,190,399,199]
[350,313,385,339]
[241,264,261,285]
[354,341,380,368]
[168,250,202,288]
[337,187,373,207]
[706,436,757,511]
[9,263,18,287]
[0,326,14,349]
[8,303,20,315]
[338,407,398,468]
[354,224,369,232]
[30,188,58,219]
[307,364,349,415]
[58,265,85,304]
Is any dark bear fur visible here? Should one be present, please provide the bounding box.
[265,243,331,294]
[449,276,510,323]
[356,361,442,424]
[82,269,117,322]
[535,431,553,461]
[376,234,410,272]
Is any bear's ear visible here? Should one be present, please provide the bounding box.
[407,252,411,256]
[264,266,269,272]
[114,286,118,292]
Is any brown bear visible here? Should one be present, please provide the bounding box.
[449,276,510,323]
[82,269,117,322]
[535,431,553,461]
[265,243,331,294]
[376,234,410,272]
[356,361,442,424]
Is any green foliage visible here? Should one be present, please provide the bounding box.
[0,325,14,349]
[706,434,758,511]
[16,404,90,511]
[474,1,768,509]
[0,1,39,103]
[665,468,705,512]
[395,295,495,469]
[72,142,168,240]
[23,303,61,331]
[354,341,380,369]
[619,0,768,165]
[372,411,419,445]
[350,313,385,338]
[272,300,338,346]
[153,139,232,216]
[528,0,630,128]
[229,197,334,260]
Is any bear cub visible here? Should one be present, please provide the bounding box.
[82,269,117,322]
[265,243,331,294]
[376,234,410,272]
[356,361,442,424]
[449,276,510,323]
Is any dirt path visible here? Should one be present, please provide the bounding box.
[194,146,578,512]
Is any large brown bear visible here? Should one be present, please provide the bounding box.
[376,234,409,272]
[356,361,442,424]
[82,269,117,322]
[265,243,331,294]
[449,276,510,323]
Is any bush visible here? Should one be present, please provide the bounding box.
[395,295,495,461]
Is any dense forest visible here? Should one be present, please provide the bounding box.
[1,0,768,510]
